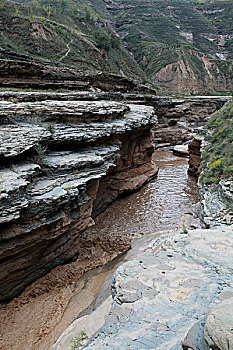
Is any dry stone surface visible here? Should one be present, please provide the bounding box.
[205,297,233,350]
[84,226,233,350]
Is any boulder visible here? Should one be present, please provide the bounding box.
[205,297,233,350]
[173,144,189,157]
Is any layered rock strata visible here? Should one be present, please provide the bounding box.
[0,97,158,302]
[84,225,233,350]
[0,49,155,94]
[189,143,233,228]
[0,91,229,147]
[152,96,230,148]
[185,102,233,228]
[188,136,202,177]
[200,179,233,228]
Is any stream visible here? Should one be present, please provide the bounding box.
[92,150,199,236]
[0,150,200,350]
[48,150,200,349]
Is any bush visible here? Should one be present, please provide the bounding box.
[94,32,111,51]
[70,330,88,350]
[209,157,225,172]
[200,101,233,184]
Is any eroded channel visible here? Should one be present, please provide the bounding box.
[0,151,200,350]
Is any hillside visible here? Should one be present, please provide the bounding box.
[0,0,232,93]
[0,0,147,81]
[200,100,233,184]
[94,0,233,94]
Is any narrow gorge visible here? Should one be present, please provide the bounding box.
[0,80,232,350]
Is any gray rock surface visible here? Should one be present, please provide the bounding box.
[0,102,156,160]
[173,144,189,157]
[0,146,118,227]
[0,100,129,123]
[0,125,50,158]
[200,182,233,228]
[84,226,233,350]
[204,297,233,350]
[219,178,233,207]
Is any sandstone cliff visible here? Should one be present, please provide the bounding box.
[0,92,158,303]
[152,49,233,95]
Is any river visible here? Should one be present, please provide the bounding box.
[92,150,199,237]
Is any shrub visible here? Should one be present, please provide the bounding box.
[34,143,48,165]
[200,101,233,184]
[209,157,225,172]
[70,330,88,350]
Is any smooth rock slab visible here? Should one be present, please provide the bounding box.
[173,144,189,157]
[84,226,233,350]
[205,297,233,350]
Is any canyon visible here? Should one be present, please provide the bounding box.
[0,150,199,350]
[0,80,232,350]
[0,0,233,347]
[0,89,230,303]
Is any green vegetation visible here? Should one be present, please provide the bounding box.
[88,0,232,92]
[0,0,147,80]
[70,330,88,350]
[47,122,55,134]
[34,143,48,165]
[200,101,233,184]
[0,0,232,92]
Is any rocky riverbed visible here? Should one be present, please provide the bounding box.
[83,225,233,350]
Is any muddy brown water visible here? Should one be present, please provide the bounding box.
[92,150,200,238]
[0,150,200,350]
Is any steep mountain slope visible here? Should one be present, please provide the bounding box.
[0,0,232,93]
[0,0,147,81]
[93,0,232,94]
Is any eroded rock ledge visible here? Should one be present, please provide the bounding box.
[0,49,156,94]
[0,97,158,303]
